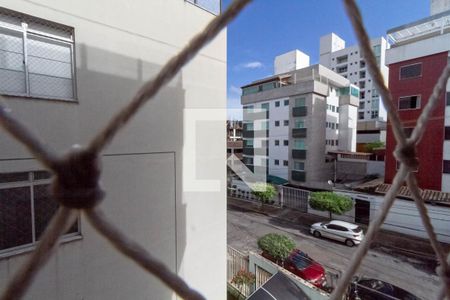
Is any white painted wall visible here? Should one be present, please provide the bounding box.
[0,1,226,299]
[326,89,340,151]
[338,105,358,152]
[268,98,289,179]
[274,50,310,75]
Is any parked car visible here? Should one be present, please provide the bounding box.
[346,277,422,300]
[261,249,327,288]
[310,220,364,246]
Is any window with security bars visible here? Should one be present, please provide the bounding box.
[0,171,79,254]
[0,8,75,100]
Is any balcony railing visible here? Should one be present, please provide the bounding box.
[292,128,307,138]
[291,170,306,182]
[292,106,307,117]
[292,149,307,159]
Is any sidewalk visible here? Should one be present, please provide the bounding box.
[228,197,450,270]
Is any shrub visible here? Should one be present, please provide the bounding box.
[257,233,295,262]
[309,192,353,219]
[251,182,277,205]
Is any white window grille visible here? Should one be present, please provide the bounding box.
[0,8,75,100]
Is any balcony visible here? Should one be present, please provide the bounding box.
[292,149,307,159]
[292,106,307,117]
[291,170,306,182]
[292,128,307,138]
[242,147,254,156]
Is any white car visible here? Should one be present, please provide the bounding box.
[310,220,364,247]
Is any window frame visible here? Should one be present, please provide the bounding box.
[398,95,421,111]
[0,171,81,257]
[293,161,305,171]
[0,9,77,101]
[399,62,422,80]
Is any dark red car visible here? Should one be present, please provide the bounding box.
[261,249,327,288]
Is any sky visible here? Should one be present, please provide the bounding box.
[225,0,429,120]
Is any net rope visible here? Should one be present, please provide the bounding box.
[0,0,448,299]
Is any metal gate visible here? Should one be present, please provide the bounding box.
[281,186,310,213]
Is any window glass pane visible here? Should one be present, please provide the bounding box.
[294,162,304,170]
[400,63,421,79]
[33,184,78,239]
[295,120,305,128]
[444,160,450,174]
[189,0,221,15]
[33,170,52,180]
[295,97,305,107]
[29,73,73,99]
[294,139,306,149]
[445,127,450,140]
[0,29,26,94]
[0,186,32,250]
[0,172,29,183]
[447,92,450,106]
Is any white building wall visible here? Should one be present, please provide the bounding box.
[268,98,290,179]
[0,1,226,299]
[274,50,310,75]
[325,89,340,151]
[338,105,358,152]
[319,34,388,123]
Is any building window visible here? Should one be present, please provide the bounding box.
[359,71,366,79]
[284,99,289,106]
[283,140,288,146]
[243,139,253,147]
[371,110,379,119]
[293,161,305,171]
[399,95,421,110]
[400,63,422,80]
[336,55,348,64]
[360,60,366,68]
[0,171,79,253]
[336,140,339,146]
[293,139,306,149]
[186,0,221,15]
[275,140,279,146]
[283,120,289,126]
[445,127,450,140]
[295,120,305,128]
[274,159,279,166]
[283,160,288,166]
[359,111,364,119]
[275,120,280,127]
[360,91,365,99]
[294,97,306,107]
[444,160,450,174]
[275,101,280,107]
[0,9,76,100]
[447,92,450,106]
[337,66,347,74]
[360,101,365,109]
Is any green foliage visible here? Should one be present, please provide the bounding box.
[251,182,277,204]
[257,233,295,262]
[309,192,353,217]
[231,269,256,287]
[364,141,385,152]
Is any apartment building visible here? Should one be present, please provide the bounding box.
[319,33,389,151]
[241,51,359,188]
[0,1,225,299]
[385,0,450,192]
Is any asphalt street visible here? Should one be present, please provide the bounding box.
[227,204,440,299]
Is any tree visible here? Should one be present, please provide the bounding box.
[257,233,295,264]
[251,182,277,208]
[309,192,353,219]
[364,141,385,152]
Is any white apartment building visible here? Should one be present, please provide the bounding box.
[242,51,359,187]
[0,1,225,299]
[320,33,389,149]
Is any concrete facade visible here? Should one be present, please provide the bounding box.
[241,59,359,187]
[0,1,226,299]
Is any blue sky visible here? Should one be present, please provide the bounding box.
[225,0,429,120]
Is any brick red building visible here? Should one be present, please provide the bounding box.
[385,7,450,192]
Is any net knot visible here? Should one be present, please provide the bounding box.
[51,146,104,209]
[393,141,419,172]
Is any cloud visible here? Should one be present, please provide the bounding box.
[234,61,264,71]
[243,61,263,69]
